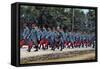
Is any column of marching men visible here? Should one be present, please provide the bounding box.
[20,23,96,52]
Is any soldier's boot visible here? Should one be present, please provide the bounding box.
[38,44,41,49]
[46,45,48,49]
[60,46,63,51]
[34,46,38,52]
[27,47,31,52]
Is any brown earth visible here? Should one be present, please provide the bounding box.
[20,49,95,64]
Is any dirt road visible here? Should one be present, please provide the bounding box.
[20,47,95,58]
[20,47,95,64]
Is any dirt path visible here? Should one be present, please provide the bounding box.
[27,51,95,63]
[20,48,95,64]
[20,47,95,59]
[44,51,95,62]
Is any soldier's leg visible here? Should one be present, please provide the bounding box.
[51,44,54,50]
[50,41,54,50]
[82,41,84,48]
[71,42,74,48]
[45,43,48,49]
[20,39,25,48]
[51,43,55,51]
[92,41,95,48]
[67,42,70,48]
[42,44,46,50]
[60,42,64,51]
[38,40,41,49]
[34,41,38,51]
[34,45,38,51]
[45,40,49,49]
[27,47,32,52]
[55,41,58,49]
[28,41,33,52]
[57,43,59,49]
[38,44,41,49]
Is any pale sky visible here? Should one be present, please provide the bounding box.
[82,9,89,14]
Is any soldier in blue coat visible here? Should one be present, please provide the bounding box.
[68,31,76,48]
[91,33,96,48]
[39,26,49,50]
[65,31,69,42]
[36,27,42,42]
[40,27,48,39]
[63,30,70,48]
[80,32,85,47]
[59,28,66,51]
[22,23,30,43]
[46,27,57,51]
[74,32,81,48]
[81,32,88,47]
[27,24,38,52]
[20,23,30,48]
[35,26,42,49]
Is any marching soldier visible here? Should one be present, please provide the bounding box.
[27,23,38,52]
[20,23,29,48]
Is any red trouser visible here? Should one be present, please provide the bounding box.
[20,39,25,47]
[39,39,48,47]
[74,41,81,47]
[64,41,69,46]
[20,39,34,48]
[28,41,33,48]
[64,41,73,47]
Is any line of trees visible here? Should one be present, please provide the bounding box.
[20,5,96,33]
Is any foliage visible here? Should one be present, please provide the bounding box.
[20,5,96,33]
